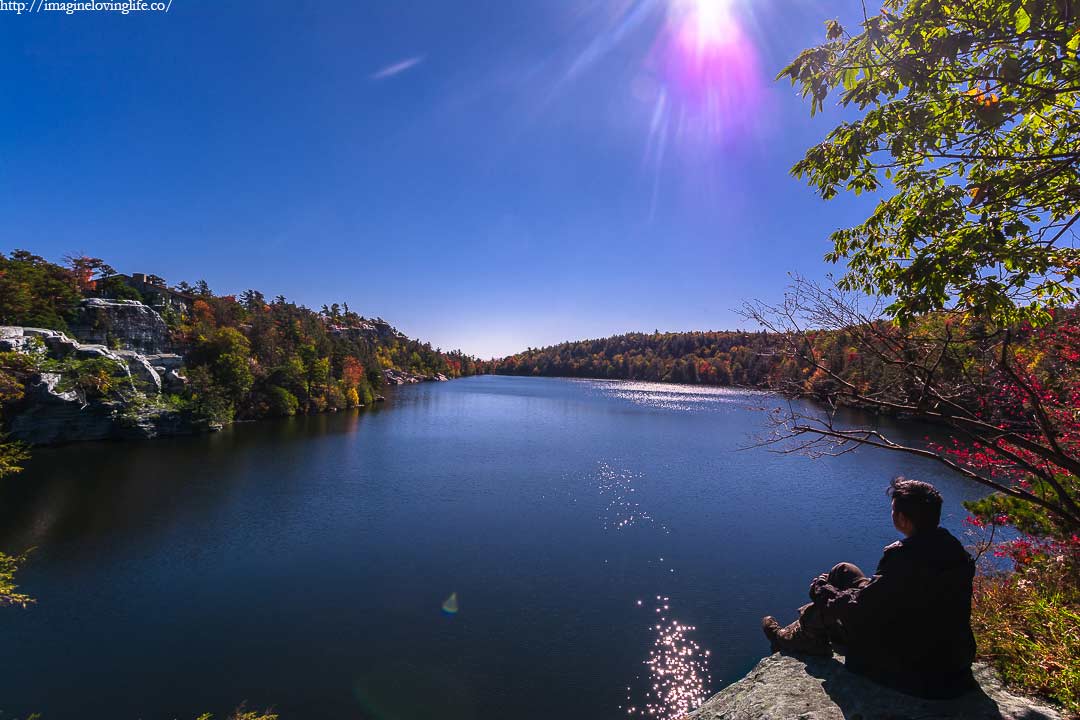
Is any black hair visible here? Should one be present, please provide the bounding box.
[887,476,943,532]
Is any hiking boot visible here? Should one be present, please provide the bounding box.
[761,615,831,657]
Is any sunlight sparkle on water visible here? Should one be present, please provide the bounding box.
[623,597,713,720]
[594,462,670,533]
[583,379,768,413]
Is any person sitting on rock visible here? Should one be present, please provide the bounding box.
[761,476,977,699]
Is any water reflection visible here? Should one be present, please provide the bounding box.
[0,410,368,555]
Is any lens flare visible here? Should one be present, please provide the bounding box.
[562,0,766,159]
[651,0,763,138]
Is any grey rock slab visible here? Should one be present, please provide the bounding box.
[686,654,1060,720]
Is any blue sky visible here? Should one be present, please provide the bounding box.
[0,0,877,358]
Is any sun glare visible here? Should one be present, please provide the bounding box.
[651,0,762,132]
[672,0,738,49]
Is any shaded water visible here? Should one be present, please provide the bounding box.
[0,376,986,719]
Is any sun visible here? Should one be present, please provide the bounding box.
[670,0,739,49]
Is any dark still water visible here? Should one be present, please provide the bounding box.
[0,376,987,720]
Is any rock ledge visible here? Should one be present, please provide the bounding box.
[687,654,1060,720]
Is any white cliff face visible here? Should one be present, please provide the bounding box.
[686,654,1060,720]
[70,298,170,354]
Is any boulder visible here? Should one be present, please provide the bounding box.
[19,327,80,357]
[162,369,188,393]
[0,326,34,353]
[144,353,184,371]
[687,654,1060,720]
[115,350,162,393]
[74,343,119,361]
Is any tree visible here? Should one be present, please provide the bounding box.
[0,250,82,330]
[780,0,1080,326]
[0,551,32,608]
[185,327,254,418]
[240,289,266,311]
[266,386,300,416]
[63,254,115,293]
[743,276,1080,535]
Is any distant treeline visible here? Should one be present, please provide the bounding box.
[482,318,1071,402]
[487,331,785,386]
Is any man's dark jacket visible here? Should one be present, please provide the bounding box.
[810,527,977,699]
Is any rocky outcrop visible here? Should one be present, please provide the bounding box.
[383,368,423,385]
[382,368,451,385]
[70,298,170,354]
[0,325,197,445]
[687,654,1060,720]
[6,372,118,445]
[0,325,35,353]
[329,318,404,343]
[1,326,138,389]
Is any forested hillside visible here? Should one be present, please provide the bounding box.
[487,327,877,394]
[0,249,483,424]
[486,313,1080,410]
[489,331,781,386]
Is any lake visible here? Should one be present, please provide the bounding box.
[0,376,987,720]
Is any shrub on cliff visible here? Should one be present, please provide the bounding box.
[969,531,1079,714]
[53,357,131,402]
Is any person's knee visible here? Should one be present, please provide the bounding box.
[828,562,866,588]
